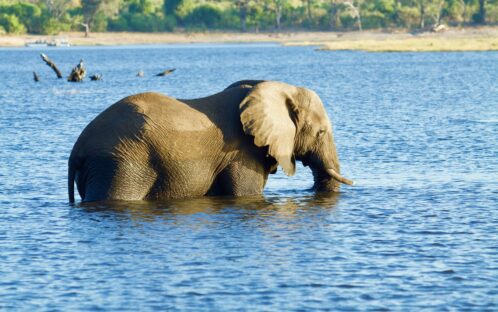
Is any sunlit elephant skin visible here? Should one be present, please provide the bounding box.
[68,80,352,202]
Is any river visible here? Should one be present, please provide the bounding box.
[0,44,497,310]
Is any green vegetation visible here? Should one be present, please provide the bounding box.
[0,0,497,35]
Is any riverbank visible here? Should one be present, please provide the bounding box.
[2,26,498,51]
[287,27,498,51]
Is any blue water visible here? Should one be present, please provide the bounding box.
[0,44,497,310]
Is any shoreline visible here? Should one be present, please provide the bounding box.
[2,26,498,51]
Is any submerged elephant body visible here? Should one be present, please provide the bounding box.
[68,81,352,202]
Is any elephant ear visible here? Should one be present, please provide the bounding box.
[239,81,299,176]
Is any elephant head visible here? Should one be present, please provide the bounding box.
[239,81,353,191]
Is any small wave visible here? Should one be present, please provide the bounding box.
[51,88,81,95]
[450,118,498,124]
[474,119,498,123]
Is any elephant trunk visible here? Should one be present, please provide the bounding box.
[312,167,352,192]
[309,140,353,192]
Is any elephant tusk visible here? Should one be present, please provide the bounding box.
[326,168,354,186]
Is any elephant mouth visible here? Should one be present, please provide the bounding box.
[312,169,353,192]
[301,155,353,187]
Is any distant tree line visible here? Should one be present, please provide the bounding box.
[0,0,497,35]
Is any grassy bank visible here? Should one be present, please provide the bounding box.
[326,38,498,52]
[2,27,498,51]
[285,27,498,51]
[0,31,310,47]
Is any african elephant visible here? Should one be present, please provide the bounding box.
[68,80,352,202]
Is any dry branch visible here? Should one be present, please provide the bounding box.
[90,74,102,81]
[156,68,176,76]
[68,59,86,82]
[40,53,63,79]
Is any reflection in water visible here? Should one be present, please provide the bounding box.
[77,192,341,222]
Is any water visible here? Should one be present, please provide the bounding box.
[0,44,497,310]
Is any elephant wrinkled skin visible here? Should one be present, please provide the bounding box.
[68,80,352,202]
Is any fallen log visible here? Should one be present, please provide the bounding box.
[40,53,63,79]
[68,59,86,82]
[156,68,176,76]
[432,24,447,33]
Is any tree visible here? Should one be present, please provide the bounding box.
[80,0,119,36]
[234,0,251,32]
[4,2,44,33]
[459,0,473,24]
[392,0,402,27]
[302,0,314,27]
[474,0,486,23]
[269,0,284,30]
[343,0,363,31]
[432,0,446,26]
[42,0,75,19]
[81,0,101,35]
[0,14,27,34]
[414,0,428,28]
[164,0,182,16]
[328,0,342,30]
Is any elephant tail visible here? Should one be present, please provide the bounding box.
[68,160,76,203]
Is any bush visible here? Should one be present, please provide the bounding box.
[183,4,223,28]
[130,13,165,31]
[219,8,239,29]
[91,12,109,32]
[8,2,43,33]
[0,14,27,34]
[109,13,175,32]
[339,13,356,30]
[41,17,72,35]
[362,11,386,29]
[398,6,420,28]
[175,0,195,21]
[486,3,498,23]
[107,0,176,32]
[246,4,272,31]
[374,0,396,15]
[163,15,177,31]
[108,16,129,31]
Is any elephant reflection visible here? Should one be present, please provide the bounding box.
[78,192,341,221]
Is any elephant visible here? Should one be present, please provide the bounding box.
[68,80,353,202]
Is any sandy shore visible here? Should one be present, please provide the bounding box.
[2,27,498,51]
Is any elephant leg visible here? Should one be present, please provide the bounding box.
[78,156,156,201]
[207,160,269,197]
[76,156,118,202]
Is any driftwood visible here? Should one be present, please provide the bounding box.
[156,68,176,76]
[68,59,86,82]
[90,74,102,81]
[40,53,63,79]
[33,72,40,82]
[136,70,144,77]
[432,24,447,33]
